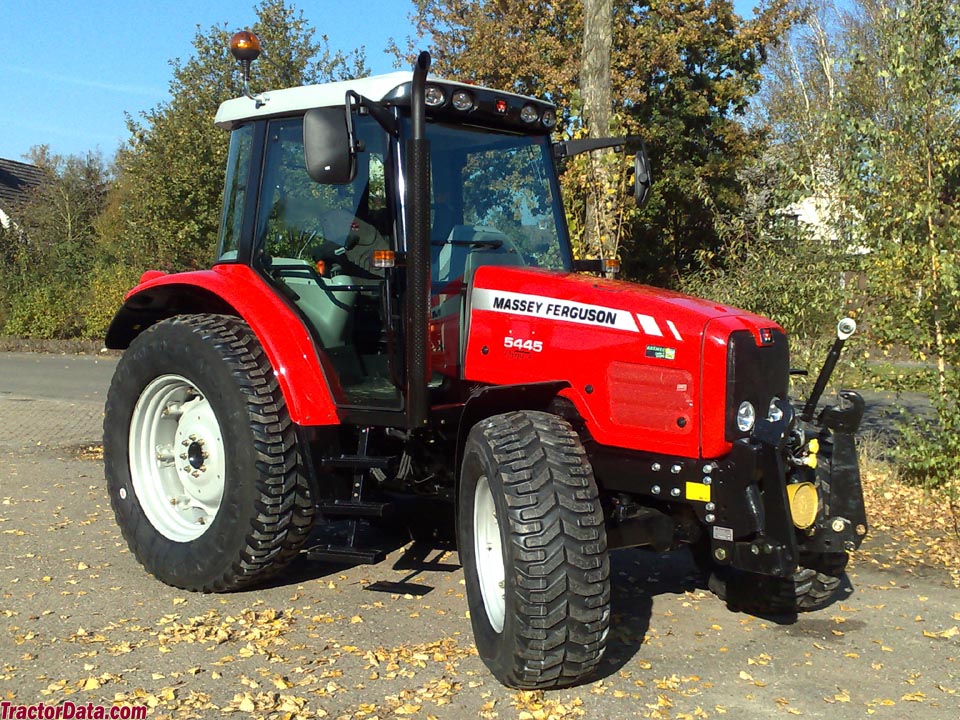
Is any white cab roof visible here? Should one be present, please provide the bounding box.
[214,71,550,129]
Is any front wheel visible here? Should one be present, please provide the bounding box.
[104,314,316,592]
[458,411,610,689]
[701,551,849,614]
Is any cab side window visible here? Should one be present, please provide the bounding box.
[217,124,254,261]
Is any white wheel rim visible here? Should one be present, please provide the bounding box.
[474,475,506,632]
[128,374,226,542]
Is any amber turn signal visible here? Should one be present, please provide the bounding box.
[373,250,396,269]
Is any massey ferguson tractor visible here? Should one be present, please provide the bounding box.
[103,32,868,689]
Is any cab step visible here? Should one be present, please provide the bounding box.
[305,545,387,565]
[318,500,394,518]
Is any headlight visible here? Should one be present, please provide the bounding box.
[520,104,539,123]
[768,397,784,422]
[424,86,446,107]
[736,401,756,433]
[451,90,473,111]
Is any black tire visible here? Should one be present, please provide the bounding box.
[706,552,849,614]
[104,314,316,592]
[458,411,610,689]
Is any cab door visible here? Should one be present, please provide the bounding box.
[254,115,402,410]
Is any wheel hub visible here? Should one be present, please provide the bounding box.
[129,375,226,542]
[474,475,506,633]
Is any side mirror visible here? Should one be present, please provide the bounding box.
[304,107,356,184]
[634,144,652,207]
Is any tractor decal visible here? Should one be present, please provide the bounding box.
[472,287,640,332]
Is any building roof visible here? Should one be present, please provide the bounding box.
[0,158,44,211]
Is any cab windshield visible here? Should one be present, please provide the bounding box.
[418,122,572,286]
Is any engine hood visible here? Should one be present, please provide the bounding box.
[462,266,784,458]
[468,266,774,345]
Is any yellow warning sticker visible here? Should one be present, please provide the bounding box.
[685,482,711,503]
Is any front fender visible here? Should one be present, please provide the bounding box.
[105,264,339,426]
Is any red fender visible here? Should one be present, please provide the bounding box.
[106,264,339,426]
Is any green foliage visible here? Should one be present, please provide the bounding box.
[82,263,142,340]
[4,282,84,339]
[762,0,960,492]
[403,0,797,281]
[0,148,109,338]
[897,392,960,498]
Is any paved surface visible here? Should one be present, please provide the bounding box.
[0,353,957,719]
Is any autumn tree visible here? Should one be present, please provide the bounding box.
[832,0,960,488]
[102,0,367,273]
[404,0,795,281]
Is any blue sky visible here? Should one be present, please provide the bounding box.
[1,0,419,162]
[1,0,761,164]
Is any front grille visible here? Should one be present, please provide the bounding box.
[725,329,789,441]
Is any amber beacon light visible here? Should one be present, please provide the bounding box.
[230,31,261,62]
[230,31,266,107]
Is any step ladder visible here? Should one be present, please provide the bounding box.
[305,427,395,565]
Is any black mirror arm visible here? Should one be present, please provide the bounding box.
[553,135,644,159]
[345,90,398,138]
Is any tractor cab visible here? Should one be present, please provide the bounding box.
[211,65,612,416]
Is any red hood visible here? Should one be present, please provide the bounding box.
[469,266,778,345]
[463,265,785,459]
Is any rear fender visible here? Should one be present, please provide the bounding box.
[105,264,339,426]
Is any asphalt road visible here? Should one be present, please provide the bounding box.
[0,352,957,719]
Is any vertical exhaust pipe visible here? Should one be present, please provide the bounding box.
[405,52,432,428]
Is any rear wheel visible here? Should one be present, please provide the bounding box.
[458,411,610,689]
[104,314,316,592]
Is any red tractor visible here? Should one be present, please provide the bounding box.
[103,34,867,689]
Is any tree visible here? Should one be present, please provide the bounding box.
[832,0,960,488]
[101,0,368,273]
[0,147,110,337]
[581,0,618,260]
[402,0,795,282]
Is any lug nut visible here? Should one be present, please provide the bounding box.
[705,513,715,523]
[651,463,661,472]
[750,544,760,555]
[705,502,716,512]
[670,488,681,497]
[831,518,846,533]
[670,464,682,474]
[652,485,661,495]
[714,548,727,561]
[702,463,715,474]
[703,476,712,486]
